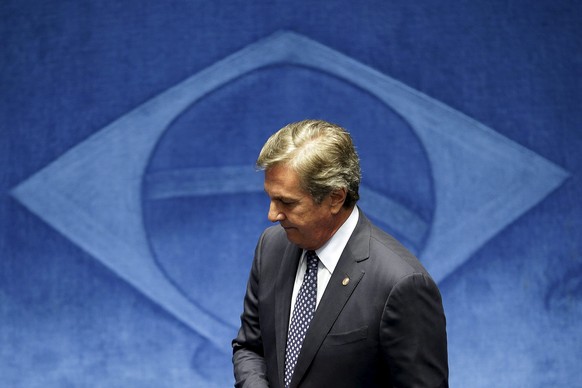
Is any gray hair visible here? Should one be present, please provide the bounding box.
[257,119,361,208]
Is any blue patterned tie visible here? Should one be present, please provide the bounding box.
[284,250,319,387]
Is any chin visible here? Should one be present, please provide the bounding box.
[284,231,306,248]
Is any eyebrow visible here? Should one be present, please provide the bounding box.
[273,195,296,202]
[264,190,298,203]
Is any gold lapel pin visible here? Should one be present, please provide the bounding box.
[342,277,350,286]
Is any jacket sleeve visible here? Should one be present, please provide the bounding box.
[232,236,270,388]
[380,273,449,388]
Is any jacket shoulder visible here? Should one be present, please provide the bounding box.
[367,223,432,279]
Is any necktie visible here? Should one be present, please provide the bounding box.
[284,250,318,387]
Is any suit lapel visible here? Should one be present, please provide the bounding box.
[290,212,372,387]
[274,242,302,388]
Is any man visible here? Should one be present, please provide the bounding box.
[232,120,448,387]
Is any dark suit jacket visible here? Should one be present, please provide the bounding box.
[232,211,448,387]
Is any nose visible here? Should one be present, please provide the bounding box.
[268,201,285,223]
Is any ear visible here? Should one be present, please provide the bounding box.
[329,188,347,214]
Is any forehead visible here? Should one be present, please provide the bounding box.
[264,164,306,197]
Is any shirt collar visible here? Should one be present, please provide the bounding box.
[313,206,359,274]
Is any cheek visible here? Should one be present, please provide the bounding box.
[286,209,305,225]
[288,205,323,231]
[293,215,315,231]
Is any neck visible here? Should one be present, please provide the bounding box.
[315,206,354,250]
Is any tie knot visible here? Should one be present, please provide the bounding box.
[306,250,318,269]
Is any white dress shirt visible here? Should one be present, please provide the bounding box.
[289,207,359,323]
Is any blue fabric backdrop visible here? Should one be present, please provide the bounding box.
[1,1,580,387]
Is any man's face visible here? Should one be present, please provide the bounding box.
[264,164,337,250]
